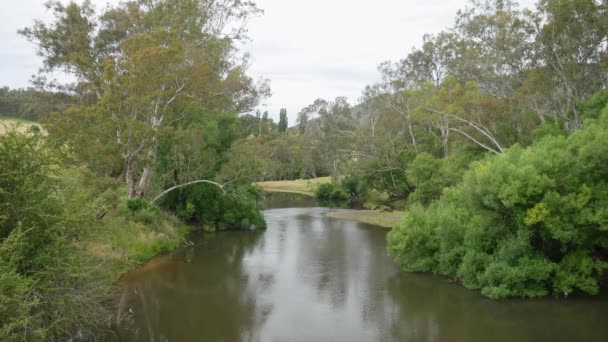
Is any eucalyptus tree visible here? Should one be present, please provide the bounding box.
[532,0,608,130]
[22,0,267,197]
[297,109,308,135]
[299,97,357,180]
[401,32,461,89]
[454,0,538,99]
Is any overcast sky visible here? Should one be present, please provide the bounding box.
[1,0,536,123]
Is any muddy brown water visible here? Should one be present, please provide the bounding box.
[112,193,608,342]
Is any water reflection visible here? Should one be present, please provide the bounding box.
[259,192,318,209]
[113,194,608,342]
[114,231,268,342]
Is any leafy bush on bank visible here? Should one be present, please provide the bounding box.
[0,132,189,341]
[163,183,266,231]
[315,182,349,201]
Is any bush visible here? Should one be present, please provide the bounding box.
[126,198,161,226]
[163,183,266,231]
[315,182,349,201]
[341,174,369,203]
[0,133,192,340]
[388,108,608,298]
[406,153,447,206]
[0,133,117,340]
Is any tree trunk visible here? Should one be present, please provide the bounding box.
[407,115,418,154]
[126,166,137,198]
[136,166,152,198]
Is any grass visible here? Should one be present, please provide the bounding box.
[256,177,331,196]
[0,117,44,135]
[89,197,190,264]
[326,210,405,228]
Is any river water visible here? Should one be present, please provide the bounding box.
[113,193,608,342]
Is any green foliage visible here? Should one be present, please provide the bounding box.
[0,133,102,340]
[532,122,568,140]
[126,198,162,226]
[152,107,267,232]
[315,182,349,202]
[26,0,265,198]
[580,90,608,120]
[99,212,186,262]
[406,153,448,206]
[341,174,370,203]
[0,132,57,243]
[363,151,415,201]
[278,108,288,133]
[0,265,40,341]
[0,86,72,121]
[388,110,608,298]
[0,132,191,340]
[163,183,265,231]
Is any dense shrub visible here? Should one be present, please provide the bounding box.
[126,198,161,226]
[388,108,608,298]
[406,153,447,206]
[315,182,349,201]
[164,183,266,231]
[341,174,369,203]
[0,133,109,340]
[0,133,190,340]
[363,152,414,201]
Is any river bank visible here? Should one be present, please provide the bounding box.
[257,178,405,228]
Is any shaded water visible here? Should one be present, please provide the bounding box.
[113,193,608,341]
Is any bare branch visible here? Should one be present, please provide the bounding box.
[151,180,225,204]
[425,107,504,153]
[449,128,501,154]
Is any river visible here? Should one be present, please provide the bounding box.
[112,193,608,342]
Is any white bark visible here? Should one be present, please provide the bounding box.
[425,107,505,154]
[152,180,226,204]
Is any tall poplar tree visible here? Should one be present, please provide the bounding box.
[278,108,288,133]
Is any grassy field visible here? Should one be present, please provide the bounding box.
[326,210,404,228]
[256,177,331,196]
[0,117,44,135]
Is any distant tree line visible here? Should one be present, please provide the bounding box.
[0,87,74,121]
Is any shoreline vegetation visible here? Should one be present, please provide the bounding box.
[0,129,191,341]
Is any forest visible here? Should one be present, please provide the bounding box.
[0,0,607,340]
